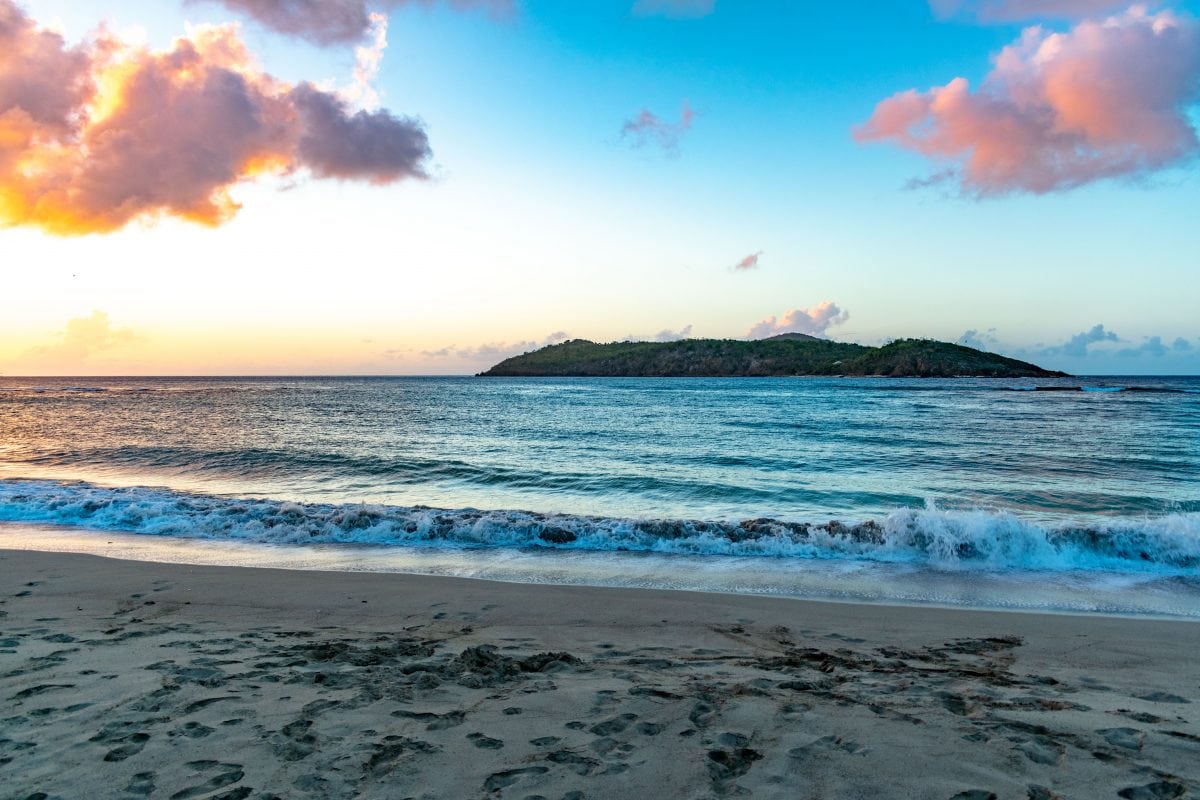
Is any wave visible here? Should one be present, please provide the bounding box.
[1,479,1197,573]
[7,445,928,508]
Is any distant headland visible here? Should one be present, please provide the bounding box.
[479,334,1068,378]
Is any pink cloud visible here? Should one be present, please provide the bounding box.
[0,1,429,234]
[731,251,763,271]
[746,303,849,339]
[621,101,695,153]
[855,7,1200,195]
[930,0,1132,22]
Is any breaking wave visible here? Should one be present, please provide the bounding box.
[1,479,1197,573]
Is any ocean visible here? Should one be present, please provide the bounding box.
[2,375,1198,617]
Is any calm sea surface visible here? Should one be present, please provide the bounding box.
[2,376,1198,616]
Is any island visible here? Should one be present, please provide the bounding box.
[479,334,1068,378]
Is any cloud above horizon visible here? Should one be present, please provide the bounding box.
[632,0,715,19]
[731,251,763,271]
[623,324,694,342]
[958,328,999,350]
[194,0,513,45]
[0,1,430,235]
[957,325,1198,366]
[1040,323,1120,357]
[855,7,1200,195]
[417,331,571,361]
[7,311,136,369]
[621,101,695,154]
[1115,335,1195,357]
[746,302,849,339]
[929,0,1133,22]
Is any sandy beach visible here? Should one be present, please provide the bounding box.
[1,548,1197,800]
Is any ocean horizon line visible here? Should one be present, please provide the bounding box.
[3,373,1200,379]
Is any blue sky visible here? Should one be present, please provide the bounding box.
[1,0,1198,374]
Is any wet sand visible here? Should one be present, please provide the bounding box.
[1,548,1197,799]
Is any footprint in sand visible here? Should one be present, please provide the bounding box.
[393,709,466,730]
[271,719,318,761]
[1117,782,1187,800]
[183,696,238,714]
[706,746,763,784]
[482,766,548,792]
[171,762,246,800]
[1098,727,1145,751]
[172,721,214,739]
[1136,692,1191,704]
[788,735,868,758]
[103,732,150,762]
[89,723,151,762]
[363,736,439,777]
[1027,786,1064,800]
[124,771,156,796]
[12,684,76,701]
[1016,737,1064,766]
[546,749,604,776]
[589,713,637,736]
[591,737,636,758]
[467,731,504,749]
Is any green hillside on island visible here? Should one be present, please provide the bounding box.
[479,334,1067,378]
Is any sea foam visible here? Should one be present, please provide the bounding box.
[1,479,1196,573]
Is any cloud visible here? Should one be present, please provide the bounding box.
[193,0,513,45]
[954,326,1197,366]
[958,328,999,350]
[1041,323,1119,357]
[623,324,694,342]
[929,0,1132,22]
[0,2,430,235]
[731,251,762,271]
[746,302,849,339]
[418,331,570,361]
[855,7,1200,195]
[632,0,715,19]
[621,101,695,154]
[653,324,693,341]
[11,311,136,369]
[343,11,388,111]
[1117,335,1173,357]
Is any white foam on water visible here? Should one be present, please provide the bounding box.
[1,479,1197,574]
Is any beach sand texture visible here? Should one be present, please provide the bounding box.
[1,549,1197,799]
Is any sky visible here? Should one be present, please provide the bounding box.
[1,0,1197,375]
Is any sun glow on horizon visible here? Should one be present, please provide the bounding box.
[1,0,1197,376]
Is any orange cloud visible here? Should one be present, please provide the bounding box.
[0,0,430,235]
[855,7,1200,195]
[5,311,137,371]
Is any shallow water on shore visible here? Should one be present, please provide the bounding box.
[5,524,1198,619]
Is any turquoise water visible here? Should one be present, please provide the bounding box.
[1,375,1198,615]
